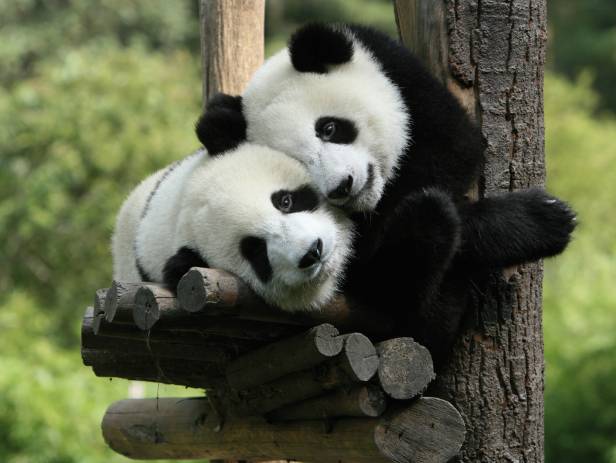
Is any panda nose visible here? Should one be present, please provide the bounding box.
[327,175,354,200]
[298,238,323,269]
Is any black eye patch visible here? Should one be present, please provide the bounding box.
[271,185,320,213]
[315,117,358,144]
[240,236,273,283]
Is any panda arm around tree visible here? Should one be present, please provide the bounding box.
[232,22,575,270]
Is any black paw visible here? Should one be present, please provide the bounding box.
[386,188,462,263]
[524,189,577,257]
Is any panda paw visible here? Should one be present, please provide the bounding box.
[524,189,577,257]
[386,187,462,263]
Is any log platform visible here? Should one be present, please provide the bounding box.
[82,267,466,462]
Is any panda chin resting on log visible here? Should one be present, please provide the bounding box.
[112,144,353,312]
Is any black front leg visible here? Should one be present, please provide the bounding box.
[162,247,209,293]
[457,188,576,270]
[371,187,462,310]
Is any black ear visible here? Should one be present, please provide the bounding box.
[195,93,246,155]
[289,23,354,74]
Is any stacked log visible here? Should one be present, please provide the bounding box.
[82,267,463,463]
[102,396,465,462]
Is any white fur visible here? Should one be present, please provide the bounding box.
[242,27,409,211]
[112,145,354,311]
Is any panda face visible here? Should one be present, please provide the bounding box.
[242,28,409,212]
[184,145,353,311]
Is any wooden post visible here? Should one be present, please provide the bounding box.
[200,0,265,104]
[394,1,547,461]
[200,6,265,461]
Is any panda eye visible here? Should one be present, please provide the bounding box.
[279,193,293,213]
[315,117,358,144]
[321,122,337,141]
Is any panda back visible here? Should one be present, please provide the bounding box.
[134,151,206,282]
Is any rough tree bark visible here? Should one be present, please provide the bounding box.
[394,1,546,462]
[200,0,265,104]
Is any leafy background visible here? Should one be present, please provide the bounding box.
[0,0,614,462]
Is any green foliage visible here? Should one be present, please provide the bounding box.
[0,42,202,346]
[548,0,616,113]
[0,0,199,86]
[544,74,616,463]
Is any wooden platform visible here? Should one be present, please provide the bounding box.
[82,267,465,462]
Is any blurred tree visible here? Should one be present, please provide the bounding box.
[548,0,616,113]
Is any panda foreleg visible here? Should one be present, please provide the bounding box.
[375,187,462,310]
[456,188,577,270]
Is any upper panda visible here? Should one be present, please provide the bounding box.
[196,24,576,360]
[112,144,354,312]
[241,23,483,213]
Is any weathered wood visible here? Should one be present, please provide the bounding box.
[230,333,378,416]
[178,268,394,336]
[376,337,435,400]
[133,284,179,330]
[83,348,224,389]
[94,288,108,315]
[267,384,387,422]
[200,0,265,103]
[225,324,343,391]
[103,281,144,323]
[82,306,256,363]
[157,318,302,342]
[395,1,547,461]
[102,396,465,462]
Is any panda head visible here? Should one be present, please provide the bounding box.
[185,144,354,311]
[239,23,410,212]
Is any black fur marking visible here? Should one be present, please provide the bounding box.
[271,185,320,213]
[162,246,209,293]
[344,24,485,206]
[240,236,273,283]
[195,93,246,155]
[457,188,577,269]
[315,117,358,144]
[289,23,353,74]
[141,156,188,219]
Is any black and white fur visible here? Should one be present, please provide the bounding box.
[195,24,576,363]
[112,144,353,311]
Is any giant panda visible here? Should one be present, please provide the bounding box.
[195,23,576,362]
[112,143,354,311]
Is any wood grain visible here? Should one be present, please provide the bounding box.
[102,396,464,462]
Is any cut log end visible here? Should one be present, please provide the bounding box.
[375,398,466,463]
[133,286,160,330]
[314,323,344,357]
[377,337,435,400]
[341,333,379,382]
[177,267,208,312]
[358,384,388,417]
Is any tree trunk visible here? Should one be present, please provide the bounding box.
[200,0,265,104]
[394,1,546,462]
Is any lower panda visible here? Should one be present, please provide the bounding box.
[112,144,353,311]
